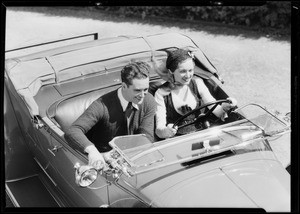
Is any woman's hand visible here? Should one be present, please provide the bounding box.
[221,97,237,112]
[156,124,178,139]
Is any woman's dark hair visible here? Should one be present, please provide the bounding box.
[121,61,150,86]
[166,49,193,73]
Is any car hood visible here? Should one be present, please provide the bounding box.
[139,159,290,211]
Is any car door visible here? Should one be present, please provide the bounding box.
[41,118,110,207]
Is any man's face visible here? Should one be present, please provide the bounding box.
[122,77,149,104]
[173,58,195,86]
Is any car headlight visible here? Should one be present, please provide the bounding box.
[74,163,98,187]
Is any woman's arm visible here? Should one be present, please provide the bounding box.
[194,77,226,118]
[154,89,177,138]
[155,89,168,129]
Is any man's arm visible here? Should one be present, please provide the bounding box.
[64,99,107,169]
[64,100,104,153]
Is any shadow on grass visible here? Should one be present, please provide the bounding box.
[7,6,290,42]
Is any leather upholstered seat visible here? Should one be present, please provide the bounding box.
[54,90,108,132]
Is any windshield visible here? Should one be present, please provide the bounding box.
[108,104,289,177]
[109,134,164,168]
[236,104,290,135]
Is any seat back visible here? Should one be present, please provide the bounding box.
[54,89,112,132]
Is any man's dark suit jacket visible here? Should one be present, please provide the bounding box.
[64,89,156,153]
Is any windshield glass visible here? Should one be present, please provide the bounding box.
[236,104,289,135]
[109,134,164,168]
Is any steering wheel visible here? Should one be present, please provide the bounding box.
[173,99,231,134]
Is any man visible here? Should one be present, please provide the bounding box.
[64,61,156,170]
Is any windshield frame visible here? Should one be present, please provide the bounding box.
[235,103,290,136]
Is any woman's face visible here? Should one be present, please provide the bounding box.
[172,58,194,86]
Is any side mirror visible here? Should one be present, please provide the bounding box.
[74,163,98,187]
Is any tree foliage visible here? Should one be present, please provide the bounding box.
[98,3,291,33]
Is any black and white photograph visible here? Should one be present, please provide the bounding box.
[3,3,295,211]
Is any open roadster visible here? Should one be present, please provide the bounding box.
[4,33,291,211]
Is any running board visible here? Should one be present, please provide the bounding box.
[6,175,59,207]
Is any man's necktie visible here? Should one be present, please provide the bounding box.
[125,102,134,135]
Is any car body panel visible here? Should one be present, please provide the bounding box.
[4,83,40,180]
[222,160,290,212]
[149,159,289,211]
[46,136,109,207]
[135,151,278,197]
[150,167,258,208]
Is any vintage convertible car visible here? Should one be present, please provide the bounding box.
[4,32,291,211]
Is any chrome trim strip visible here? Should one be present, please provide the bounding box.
[42,116,64,137]
[6,33,98,53]
[33,157,57,186]
[5,184,20,207]
[5,174,38,183]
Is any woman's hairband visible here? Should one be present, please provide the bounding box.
[187,51,195,59]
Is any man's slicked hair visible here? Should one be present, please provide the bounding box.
[121,61,151,86]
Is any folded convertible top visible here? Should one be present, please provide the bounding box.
[5,33,218,117]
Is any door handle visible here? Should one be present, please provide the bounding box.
[48,145,62,156]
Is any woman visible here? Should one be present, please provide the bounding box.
[154,48,237,139]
